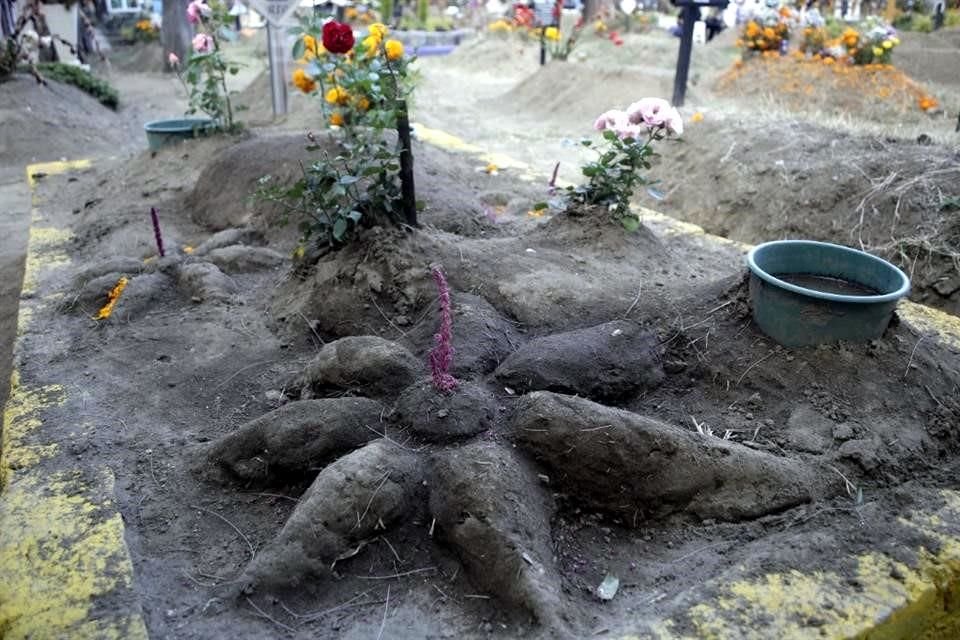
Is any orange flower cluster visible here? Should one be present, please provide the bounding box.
[738,19,789,53]
[717,55,940,117]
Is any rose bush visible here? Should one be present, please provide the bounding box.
[559,98,682,231]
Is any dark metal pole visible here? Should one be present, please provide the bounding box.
[540,28,546,65]
[671,5,696,107]
[396,100,418,227]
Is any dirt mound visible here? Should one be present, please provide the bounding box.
[0,74,136,165]
[22,128,960,639]
[658,116,960,314]
[714,56,938,123]
[107,43,166,73]
[491,62,679,128]
[443,35,541,77]
[895,31,960,89]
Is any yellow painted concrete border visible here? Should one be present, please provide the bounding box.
[415,124,960,640]
[0,160,148,639]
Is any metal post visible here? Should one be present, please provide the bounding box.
[267,24,288,117]
[671,5,696,107]
[396,100,418,227]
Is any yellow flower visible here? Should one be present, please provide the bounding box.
[362,34,380,57]
[182,245,194,254]
[882,39,892,49]
[745,21,760,38]
[293,245,305,259]
[345,6,358,19]
[369,22,389,39]
[303,34,324,58]
[325,86,350,105]
[872,46,883,57]
[384,39,404,61]
[484,162,498,175]
[891,36,899,45]
[544,26,560,41]
[690,111,704,123]
[763,27,776,40]
[94,276,129,320]
[329,111,345,126]
[292,68,317,93]
[356,96,371,111]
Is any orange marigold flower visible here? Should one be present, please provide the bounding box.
[325,86,350,105]
[763,27,776,39]
[745,21,760,38]
[918,96,939,111]
[94,276,129,320]
[329,111,345,126]
[292,68,317,93]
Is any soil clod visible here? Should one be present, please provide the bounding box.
[393,378,498,442]
[206,397,386,482]
[512,391,818,521]
[294,336,422,399]
[495,320,664,401]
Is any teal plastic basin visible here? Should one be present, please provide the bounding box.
[746,240,910,347]
[144,118,216,151]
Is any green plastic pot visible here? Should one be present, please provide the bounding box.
[746,240,910,347]
[144,118,216,151]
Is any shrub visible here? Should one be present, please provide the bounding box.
[946,9,960,27]
[911,13,934,31]
[35,62,119,109]
[256,19,417,247]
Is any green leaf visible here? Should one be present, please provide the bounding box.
[292,38,305,61]
[602,130,617,141]
[532,202,549,211]
[620,216,641,232]
[333,218,348,240]
[338,175,360,185]
[581,139,593,146]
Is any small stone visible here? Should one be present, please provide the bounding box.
[838,438,881,472]
[265,389,286,403]
[595,574,619,601]
[394,315,410,326]
[832,423,855,441]
[437,409,449,419]
[890,566,905,581]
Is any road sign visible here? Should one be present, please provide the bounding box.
[246,0,301,117]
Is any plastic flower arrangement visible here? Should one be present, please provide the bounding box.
[257,18,418,247]
[175,0,240,131]
[561,98,683,231]
[738,7,790,56]
[799,9,826,55]
[133,18,159,42]
[846,16,899,65]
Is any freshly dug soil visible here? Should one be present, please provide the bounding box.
[657,118,960,315]
[0,74,137,164]
[18,122,960,640]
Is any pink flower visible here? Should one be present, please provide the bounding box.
[167,52,180,67]
[192,33,213,53]
[186,1,210,24]
[593,109,627,131]
[625,98,683,135]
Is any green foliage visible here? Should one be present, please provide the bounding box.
[946,9,960,27]
[35,63,119,109]
[895,12,934,31]
[823,15,846,38]
[380,0,394,26]
[178,0,241,131]
[417,0,429,28]
[912,13,934,31]
[565,129,659,231]
[259,17,417,248]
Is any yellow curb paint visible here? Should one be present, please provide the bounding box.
[412,122,531,170]
[0,160,147,639]
[0,369,63,482]
[414,125,960,640]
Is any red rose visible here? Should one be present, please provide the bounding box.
[322,21,354,54]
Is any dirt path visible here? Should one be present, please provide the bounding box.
[0,169,30,410]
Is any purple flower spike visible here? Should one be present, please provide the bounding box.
[429,266,458,393]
